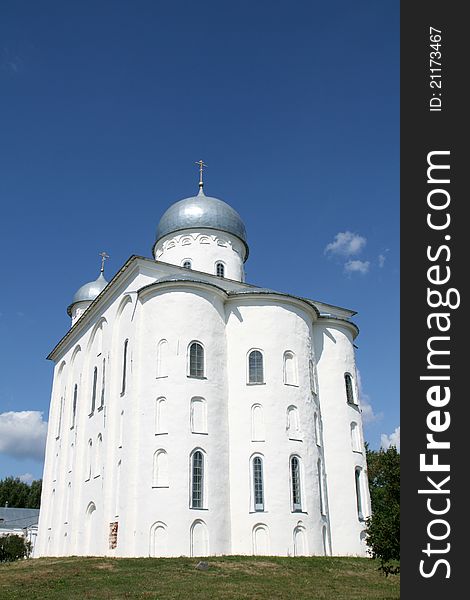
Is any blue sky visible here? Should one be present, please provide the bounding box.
[0,1,399,481]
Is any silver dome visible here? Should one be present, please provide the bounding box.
[155,189,248,258]
[69,272,108,310]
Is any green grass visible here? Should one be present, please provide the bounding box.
[0,556,399,600]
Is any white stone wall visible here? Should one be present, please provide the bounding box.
[35,258,370,558]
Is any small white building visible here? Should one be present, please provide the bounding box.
[35,177,370,558]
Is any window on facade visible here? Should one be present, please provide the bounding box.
[253,456,264,511]
[121,339,129,395]
[56,396,64,438]
[71,384,78,429]
[251,404,265,441]
[155,398,167,434]
[153,450,169,487]
[351,422,361,452]
[156,339,168,378]
[100,358,106,408]
[283,351,297,385]
[291,456,302,511]
[91,367,98,414]
[248,350,264,384]
[95,434,102,478]
[191,450,204,508]
[190,398,207,434]
[182,260,192,269]
[189,342,204,378]
[318,459,326,516]
[287,406,301,439]
[216,262,225,278]
[355,468,364,520]
[86,440,92,481]
[314,412,321,446]
[345,373,355,404]
[309,359,317,394]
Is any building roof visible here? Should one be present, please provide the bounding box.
[67,272,108,316]
[0,507,40,529]
[155,188,249,259]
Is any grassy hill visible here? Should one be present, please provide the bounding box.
[0,556,399,599]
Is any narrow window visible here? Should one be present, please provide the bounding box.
[153,450,169,487]
[287,406,301,439]
[314,412,321,446]
[191,451,204,508]
[91,367,98,414]
[283,351,297,385]
[156,339,168,378]
[100,358,106,408]
[190,398,207,434]
[309,359,317,394]
[318,459,326,516]
[71,384,78,429]
[189,342,204,378]
[155,398,167,434]
[253,456,264,511]
[291,456,302,511]
[216,262,225,278]
[355,468,364,520]
[121,339,129,395]
[345,373,355,404]
[95,434,102,478]
[248,350,264,384]
[182,260,192,269]
[251,404,265,441]
[86,439,92,481]
[351,422,361,452]
[56,396,64,438]
[118,410,124,448]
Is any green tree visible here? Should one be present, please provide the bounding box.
[0,534,32,562]
[365,444,400,575]
[0,477,42,509]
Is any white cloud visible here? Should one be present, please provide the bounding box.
[344,260,370,275]
[0,411,47,461]
[325,231,367,257]
[357,370,382,424]
[378,254,386,268]
[18,473,35,484]
[381,426,400,451]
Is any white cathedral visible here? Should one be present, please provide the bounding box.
[35,168,371,558]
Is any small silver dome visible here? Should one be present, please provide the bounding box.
[68,272,108,315]
[155,188,248,258]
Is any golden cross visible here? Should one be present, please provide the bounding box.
[195,160,207,189]
[99,251,110,273]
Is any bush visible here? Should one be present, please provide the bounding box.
[0,534,32,562]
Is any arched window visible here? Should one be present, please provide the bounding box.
[100,358,106,409]
[351,422,362,452]
[153,450,169,487]
[86,439,92,481]
[309,359,317,395]
[252,524,269,555]
[71,384,78,429]
[155,398,167,434]
[314,412,321,446]
[317,459,326,516]
[283,351,297,385]
[287,406,301,439]
[293,525,307,556]
[182,260,192,269]
[355,468,364,520]
[150,521,168,557]
[189,342,204,378]
[291,456,302,512]
[190,398,207,434]
[56,396,64,438]
[94,434,102,478]
[345,373,355,404]
[190,520,209,556]
[251,404,265,441]
[156,339,168,378]
[121,339,129,395]
[248,350,264,384]
[252,456,264,511]
[191,450,204,508]
[215,262,225,278]
[91,367,98,414]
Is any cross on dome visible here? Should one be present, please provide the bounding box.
[99,251,110,273]
[195,160,207,190]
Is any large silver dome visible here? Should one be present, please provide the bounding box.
[155,188,248,257]
[68,272,108,315]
